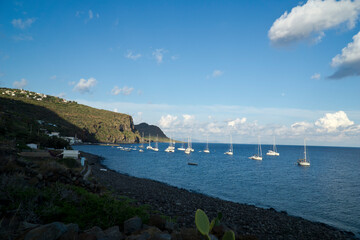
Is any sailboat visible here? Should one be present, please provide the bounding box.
[146,134,153,150]
[152,135,159,151]
[139,133,144,152]
[297,139,310,166]
[165,136,175,152]
[224,135,233,155]
[203,136,210,153]
[178,140,186,151]
[266,136,279,156]
[185,137,192,154]
[249,137,262,160]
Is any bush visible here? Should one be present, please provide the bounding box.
[57,158,80,169]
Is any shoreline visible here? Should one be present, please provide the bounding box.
[82,151,357,239]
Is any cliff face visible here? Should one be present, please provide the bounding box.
[0,88,140,143]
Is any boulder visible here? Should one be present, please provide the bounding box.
[24,222,68,240]
[153,233,172,240]
[85,226,106,240]
[104,226,124,240]
[124,216,142,235]
[148,215,166,230]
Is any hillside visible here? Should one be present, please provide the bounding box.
[135,122,168,141]
[0,88,140,143]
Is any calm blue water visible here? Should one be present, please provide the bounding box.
[74,143,360,235]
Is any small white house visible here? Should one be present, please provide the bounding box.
[26,143,38,149]
[48,132,60,137]
[62,150,79,159]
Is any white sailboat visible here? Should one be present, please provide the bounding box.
[224,135,233,155]
[178,140,186,151]
[297,139,310,166]
[165,136,175,152]
[249,137,262,160]
[185,137,192,154]
[152,135,159,151]
[203,136,210,153]
[266,136,279,156]
[146,134,153,150]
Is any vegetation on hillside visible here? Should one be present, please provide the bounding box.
[0,88,140,143]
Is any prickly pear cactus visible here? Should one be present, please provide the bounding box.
[195,209,210,236]
[222,230,235,240]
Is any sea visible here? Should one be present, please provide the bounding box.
[73,143,360,236]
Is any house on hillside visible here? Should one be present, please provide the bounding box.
[26,143,38,149]
[48,132,60,137]
[62,150,79,159]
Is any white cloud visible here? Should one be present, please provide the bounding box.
[311,73,321,80]
[11,18,36,29]
[96,13,100,19]
[228,117,247,127]
[111,86,134,96]
[330,31,360,79]
[88,10,93,19]
[50,75,57,80]
[315,111,354,132]
[159,115,178,128]
[13,78,27,89]
[291,121,314,134]
[152,49,166,63]
[125,51,142,60]
[183,114,194,122]
[268,0,360,45]
[212,70,223,78]
[73,77,97,93]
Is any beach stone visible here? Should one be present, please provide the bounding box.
[24,222,68,240]
[104,226,124,240]
[148,215,166,230]
[127,232,150,240]
[85,226,106,240]
[124,216,142,235]
[179,228,202,240]
[78,232,97,240]
[153,233,172,240]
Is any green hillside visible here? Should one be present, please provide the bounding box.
[0,88,140,143]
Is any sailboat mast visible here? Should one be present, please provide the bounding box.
[304,139,307,161]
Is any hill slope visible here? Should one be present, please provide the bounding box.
[135,122,168,141]
[0,88,140,143]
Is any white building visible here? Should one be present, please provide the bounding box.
[26,143,38,149]
[62,150,79,159]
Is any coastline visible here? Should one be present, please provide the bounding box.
[82,151,357,240]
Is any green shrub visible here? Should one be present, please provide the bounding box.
[57,158,80,168]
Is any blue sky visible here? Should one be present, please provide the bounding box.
[1,0,360,147]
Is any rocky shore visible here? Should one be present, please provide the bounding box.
[83,152,357,240]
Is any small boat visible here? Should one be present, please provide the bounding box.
[152,135,159,151]
[178,141,186,151]
[146,134,153,150]
[188,162,198,166]
[266,136,279,156]
[249,137,262,160]
[139,149,144,152]
[297,139,310,166]
[185,137,192,154]
[203,136,210,153]
[139,132,144,149]
[224,135,233,155]
[165,137,175,152]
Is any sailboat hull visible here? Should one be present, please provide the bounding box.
[249,155,262,160]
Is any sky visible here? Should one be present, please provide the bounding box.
[1,0,360,147]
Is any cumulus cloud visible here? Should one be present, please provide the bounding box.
[311,73,321,80]
[268,0,360,45]
[228,117,247,127]
[159,115,178,128]
[125,51,142,60]
[89,10,93,19]
[11,18,36,29]
[13,78,27,89]
[329,31,360,79]
[212,70,223,78]
[183,114,195,123]
[315,111,354,132]
[152,49,166,63]
[111,86,134,96]
[73,77,97,93]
